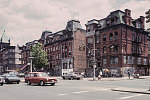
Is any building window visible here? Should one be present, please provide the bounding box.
[103,34,106,41]
[69,51,71,56]
[91,25,93,31]
[137,22,141,28]
[139,48,142,54]
[138,36,142,42]
[103,58,107,64]
[103,46,106,53]
[110,56,118,64]
[114,45,118,52]
[109,33,113,41]
[124,56,126,64]
[63,63,67,69]
[69,41,71,45]
[97,48,100,55]
[87,26,90,32]
[97,35,100,43]
[132,34,135,41]
[110,45,115,52]
[132,56,135,64]
[88,38,93,44]
[137,57,141,65]
[114,32,118,40]
[143,58,147,65]
[127,56,132,64]
[132,46,135,53]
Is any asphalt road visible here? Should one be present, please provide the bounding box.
[0,78,150,100]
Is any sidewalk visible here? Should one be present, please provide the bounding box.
[83,75,150,81]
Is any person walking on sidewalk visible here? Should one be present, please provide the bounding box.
[98,71,102,80]
[128,70,130,79]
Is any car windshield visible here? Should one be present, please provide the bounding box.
[5,74,16,77]
[39,73,49,77]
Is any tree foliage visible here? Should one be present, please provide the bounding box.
[31,43,48,70]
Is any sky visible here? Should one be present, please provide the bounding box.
[0,0,150,46]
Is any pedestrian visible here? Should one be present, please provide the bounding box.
[98,74,101,80]
[127,70,130,79]
[98,71,102,80]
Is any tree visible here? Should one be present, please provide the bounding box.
[31,43,49,70]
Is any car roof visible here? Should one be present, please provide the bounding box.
[28,72,45,74]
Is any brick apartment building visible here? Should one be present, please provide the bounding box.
[1,45,23,71]
[45,20,86,76]
[86,9,149,76]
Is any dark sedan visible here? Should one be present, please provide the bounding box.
[2,74,20,84]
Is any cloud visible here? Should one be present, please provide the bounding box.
[0,0,149,46]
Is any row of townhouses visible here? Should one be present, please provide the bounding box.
[0,9,150,76]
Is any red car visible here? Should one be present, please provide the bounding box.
[25,72,57,86]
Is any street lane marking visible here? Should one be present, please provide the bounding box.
[59,93,70,96]
[58,89,110,96]
[119,94,144,100]
[73,91,89,94]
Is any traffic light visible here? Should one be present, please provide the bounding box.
[145,9,150,23]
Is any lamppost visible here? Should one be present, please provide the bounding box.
[29,57,34,72]
[93,33,96,81]
[29,45,34,72]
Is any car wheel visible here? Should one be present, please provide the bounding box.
[27,80,31,85]
[0,83,3,86]
[39,81,45,86]
[77,78,80,80]
[51,83,55,86]
[62,76,65,80]
[70,77,74,80]
[17,82,19,84]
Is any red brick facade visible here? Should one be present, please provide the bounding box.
[86,9,149,76]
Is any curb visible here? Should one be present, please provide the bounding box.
[111,89,150,95]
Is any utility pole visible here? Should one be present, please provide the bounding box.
[29,45,34,72]
[93,32,96,81]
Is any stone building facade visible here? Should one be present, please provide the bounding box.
[86,9,149,76]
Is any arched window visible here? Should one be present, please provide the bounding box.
[103,46,106,53]
[103,34,106,41]
[109,33,113,41]
[114,32,118,40]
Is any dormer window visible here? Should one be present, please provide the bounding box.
[87,26,90,32]
[91,25,93,31]
[136,22,141,28]
[111,18,115,25]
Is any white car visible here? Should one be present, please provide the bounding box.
[62,72,83,80]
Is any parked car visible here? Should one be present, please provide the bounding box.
[62,72,83,80]
[2,74,20,84]
[17,73,25,78]
[0,76,4,86]
[25,72,57,86]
